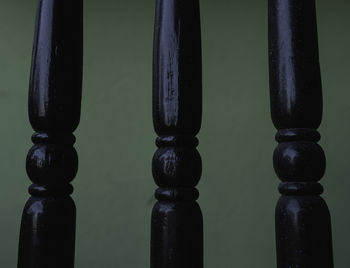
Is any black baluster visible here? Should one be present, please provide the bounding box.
[268,0,333,267]
[151,0,203,267]
[18,0,83,267]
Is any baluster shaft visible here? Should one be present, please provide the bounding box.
[18,0,83,267]
[268,0,334,267]
[151,0,203,267]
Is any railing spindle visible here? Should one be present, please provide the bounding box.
[268,0,334,267]
[151,0,203,267]
[18,0,83,267]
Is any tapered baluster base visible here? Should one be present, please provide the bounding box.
[276,196,333,268]
[151,200,203,268]
[18,196,76,268]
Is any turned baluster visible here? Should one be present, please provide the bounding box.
[151,0,203,267]
[268,0,334,267]
[17,0,83,267]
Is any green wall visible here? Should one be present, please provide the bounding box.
[0,0,350,267]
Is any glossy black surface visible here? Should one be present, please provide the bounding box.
[152,0,203,267]
[268,0,334,267]
[18,0,83,267]
[269,0,322,130]
[153,0,202,136]
[28,0,82,132]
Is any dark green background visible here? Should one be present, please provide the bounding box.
[1,0,349,267]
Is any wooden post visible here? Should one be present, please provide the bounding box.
[151,0,203,267]
[268,0,334,267]
[18,0,83,267]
